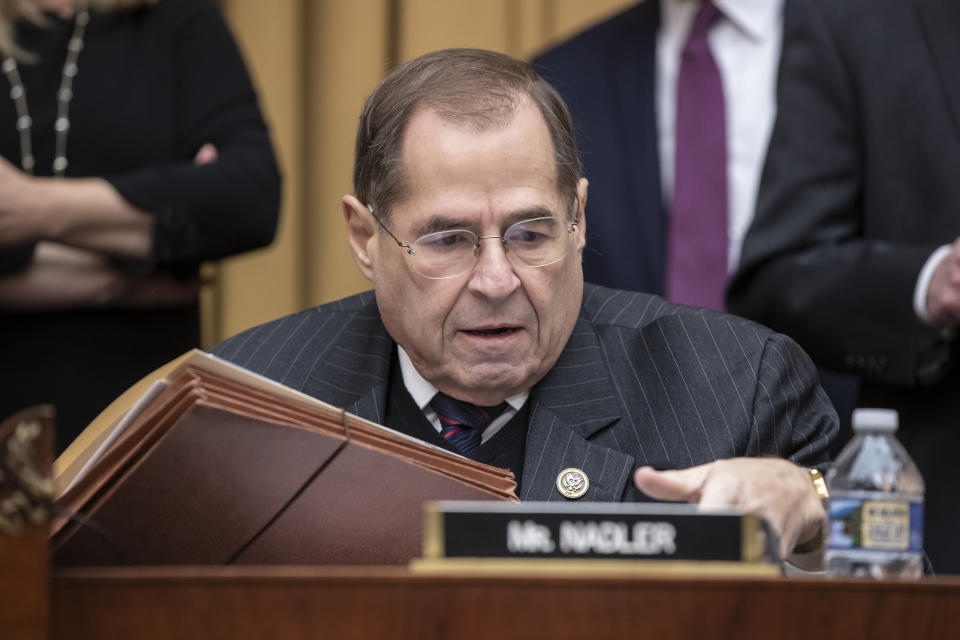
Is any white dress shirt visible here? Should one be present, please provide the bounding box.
[656,0,783,271]
[915,244,956,331]
[397,346,528,443]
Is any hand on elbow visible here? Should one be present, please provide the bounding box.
[926,237,960,326]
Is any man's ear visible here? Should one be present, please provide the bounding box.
[574,177,588,253]
[343,194,377,281]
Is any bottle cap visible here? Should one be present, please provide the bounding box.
[851,408,898,432]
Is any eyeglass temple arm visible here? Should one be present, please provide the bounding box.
[368,203,415,254]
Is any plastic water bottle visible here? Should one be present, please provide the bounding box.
[824,408,924,578]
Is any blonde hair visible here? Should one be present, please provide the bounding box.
[0,0,158,59]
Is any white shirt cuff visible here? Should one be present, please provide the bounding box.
[914,245,952,326]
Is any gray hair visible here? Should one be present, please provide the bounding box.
[353,48,582,224]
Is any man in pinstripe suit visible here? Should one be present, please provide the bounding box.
[214,49,837,566]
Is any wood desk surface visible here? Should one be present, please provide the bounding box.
[52,566,960,640]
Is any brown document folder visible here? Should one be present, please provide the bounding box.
[52,351,517,566]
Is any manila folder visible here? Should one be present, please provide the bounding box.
[51,350,517,566]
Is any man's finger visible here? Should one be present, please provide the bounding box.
[633,465,708,502]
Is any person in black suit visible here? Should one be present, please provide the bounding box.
[215,48,838,565]
[532,1,862,440]
[531,0,782,303]
[728,0,960,573]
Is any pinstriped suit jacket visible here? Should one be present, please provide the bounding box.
[212,283,837,502]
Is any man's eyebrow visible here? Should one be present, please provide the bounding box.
[411,205,561,238]
[501,206,560,228]
[411,216,472,238]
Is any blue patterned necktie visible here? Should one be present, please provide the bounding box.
[430,392,509,456]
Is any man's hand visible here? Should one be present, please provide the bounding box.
[927,237,960,326]
[634,458,825,564]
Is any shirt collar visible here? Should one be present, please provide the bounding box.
[397,346,528,411]
[716,0,782,42]
[662,0,783,42]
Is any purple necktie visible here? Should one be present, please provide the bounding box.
[667,1,728,311]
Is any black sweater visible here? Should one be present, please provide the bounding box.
[0,0,280,447]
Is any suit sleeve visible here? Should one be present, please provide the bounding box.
[727,0,945,386]
[748,331,837,468]
[106,0,280,267]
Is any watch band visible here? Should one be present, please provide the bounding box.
[793,468,829,555]
[808,468,829,502]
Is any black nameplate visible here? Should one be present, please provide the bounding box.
[423,501,775,563]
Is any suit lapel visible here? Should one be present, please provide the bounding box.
[344,382,390,426]
[316,297,636,501]
[306,295,392,425]
[914,0,960,141]
[519,317,636,502]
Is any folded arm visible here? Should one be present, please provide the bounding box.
[0,242,200,310]
[0,155,154,259]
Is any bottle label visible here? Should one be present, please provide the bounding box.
[826,498,923,552]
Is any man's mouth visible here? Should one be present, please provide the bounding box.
[463,327,520,337]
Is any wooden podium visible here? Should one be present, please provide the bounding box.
[49,566,960,639]
[3,402,958,639]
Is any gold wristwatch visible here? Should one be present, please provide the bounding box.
[793,468,829,555]
[808,468,829,502]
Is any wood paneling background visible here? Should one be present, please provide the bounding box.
[207,0,633,344]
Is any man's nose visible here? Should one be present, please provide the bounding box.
[466,236,521,299]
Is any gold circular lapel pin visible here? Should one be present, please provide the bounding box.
[556,467,589,499]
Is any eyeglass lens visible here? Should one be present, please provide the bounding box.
[409,216,573,279]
